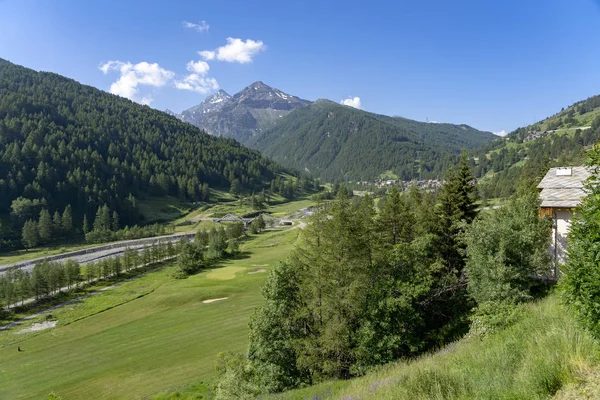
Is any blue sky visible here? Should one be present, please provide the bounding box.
[1,0,600,135]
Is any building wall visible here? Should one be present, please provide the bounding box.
[549,209,572,273]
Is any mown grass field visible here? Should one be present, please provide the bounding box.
[0,228,301,400]
[273,294,600,400]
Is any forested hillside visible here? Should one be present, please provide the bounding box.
[473,94,600,198]
[0,59,285,247]
[249,100,495,181]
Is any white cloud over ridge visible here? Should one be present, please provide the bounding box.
[340,96,362,109]
[494,130,508,137]
[99,61,175,105]
[182,20,209,32]
[186,60,210,75]
[174,74,219,93]
[174,59,219,93]
[199,38,266,64]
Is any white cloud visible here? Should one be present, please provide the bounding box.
[174,74,219,93]
[199,37,266,63]
[99,60,174,104]
[198,50,216,60]
[340,96,362,109]
[174,59,218,93]
[494,130,508,137]
[186,60,210,75]
[182,20,209,32]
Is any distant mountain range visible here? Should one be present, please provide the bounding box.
[174,81,310,144]
[171,82,496,181]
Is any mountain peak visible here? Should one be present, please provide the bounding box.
[205,89,231,104]
[249,81,269,88]
[179,81,311,144]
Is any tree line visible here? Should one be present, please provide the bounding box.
[0,240,180,309]
[1,220,253,310]
[176,222,248,277]
[17,201,172,248]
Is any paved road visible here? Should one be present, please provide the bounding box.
[0,233,195,275]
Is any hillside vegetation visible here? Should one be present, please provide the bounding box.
[472,94,600,198]
[0,59,289,249]
[250,100,495,181]
[274,295,600,400]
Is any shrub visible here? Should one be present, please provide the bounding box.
[463,190,551,332]
[561,143,600,338]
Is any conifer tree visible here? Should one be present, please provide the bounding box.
[377,186,414,246]
[62,205,73,234]
[53,211,62,236]
[112,211,119,231]
[38,209,53,243]
[82,214,90,234]
[22,219,39,249]
[93,204,111,232]
[437,152,477,273]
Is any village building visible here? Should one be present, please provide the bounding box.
[537,166,591,275]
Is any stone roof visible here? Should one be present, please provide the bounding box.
[537,167,591,208]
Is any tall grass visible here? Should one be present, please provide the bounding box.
[274,294,600,400]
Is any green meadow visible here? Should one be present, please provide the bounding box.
[0,228,301,400]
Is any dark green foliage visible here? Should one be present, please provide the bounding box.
[177,242,206,276]
[250,100,495,181]
[93,205,111,233]
[377,186,414,246]
[225,223,245,240]
[247,260,309,393]
[561,143,600,338]
[177,224,246,278]
[38,209,53,243]
[207,228,228,260]
[21,219,39,249]
[233,183,478,395]
[248,215,265,234]
[464,191,551,331]
[437,153,478,272]
[61,205,73,234]
[0,58,284,247]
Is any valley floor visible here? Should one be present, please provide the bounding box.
[0,228,301,399]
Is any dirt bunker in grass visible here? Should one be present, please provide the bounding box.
[202,297,228,304]
[18,321,57,334]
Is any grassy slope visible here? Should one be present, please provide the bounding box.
[275,295,600,400]
[0,228,301,400]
